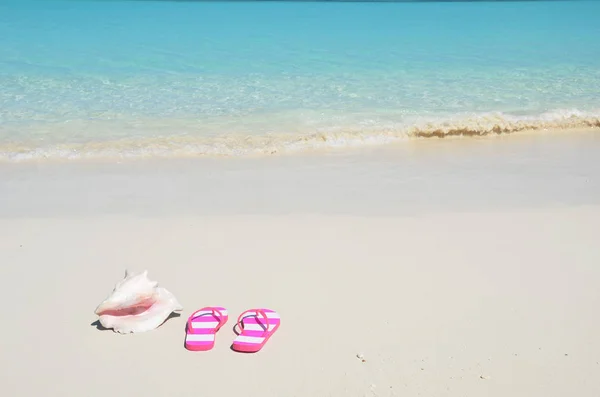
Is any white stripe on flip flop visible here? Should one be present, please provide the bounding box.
[186,334,216,342]
[241,311,280,320]
[241,323,277,332]
[235,335,265,344]
[191,321,219,329]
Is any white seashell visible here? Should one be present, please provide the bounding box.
[94,270,183,334]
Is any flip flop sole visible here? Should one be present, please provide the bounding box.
[232,308,280,353]
[185,307,228,351]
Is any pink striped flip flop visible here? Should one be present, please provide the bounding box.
[231,308,280,353]
[184,306,228,351]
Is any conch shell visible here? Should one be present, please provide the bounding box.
[94,270,182,334]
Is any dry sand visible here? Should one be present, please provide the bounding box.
[1,131,599,396]
[1,210,599,397]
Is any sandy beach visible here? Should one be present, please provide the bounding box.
[1,130,599,396]
[1,0,599,394]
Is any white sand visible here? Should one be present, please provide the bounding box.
[1,130,599,396]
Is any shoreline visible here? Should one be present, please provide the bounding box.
[0,124,598,164]
[1,127,598,218]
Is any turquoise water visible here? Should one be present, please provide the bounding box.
[0,0,599,160]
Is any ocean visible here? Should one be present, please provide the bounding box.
[0,0,599,161]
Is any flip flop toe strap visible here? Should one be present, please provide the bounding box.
[235,308,270,336]
[187,306,226,334]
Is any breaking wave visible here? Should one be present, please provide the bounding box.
[1,109,599,162]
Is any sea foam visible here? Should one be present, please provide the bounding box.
[1,109,598,162]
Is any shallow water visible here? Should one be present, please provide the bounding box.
[1,1,599,161]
